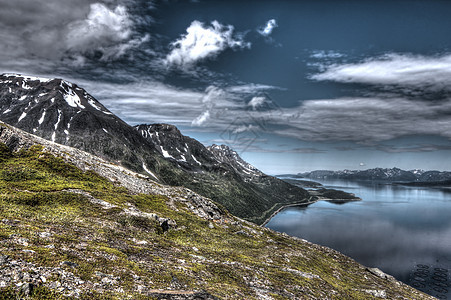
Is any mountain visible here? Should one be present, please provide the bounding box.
[0,73,309,224]
[0,73,167,177]
[299,167,451,182]
[0,121,434,299]
[134,124,311,223]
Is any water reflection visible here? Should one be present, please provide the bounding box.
[266,179,451,298]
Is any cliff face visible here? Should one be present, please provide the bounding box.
[0,122,434,299]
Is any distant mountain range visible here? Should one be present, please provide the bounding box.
[297,168,451,183]
[0,73,309,224]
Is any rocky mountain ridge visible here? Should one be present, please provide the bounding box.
[0,73,309,224]
[299,167,451,182]
[0,121,435,299]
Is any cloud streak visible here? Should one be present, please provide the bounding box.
[274,97,451,142]
[312,53,451,92]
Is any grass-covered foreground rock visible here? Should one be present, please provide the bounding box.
[0,123,434,299]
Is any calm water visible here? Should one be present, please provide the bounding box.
[266,179,451,298]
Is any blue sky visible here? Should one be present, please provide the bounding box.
[2,0,451,173]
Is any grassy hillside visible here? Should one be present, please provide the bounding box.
[0,143,434,299]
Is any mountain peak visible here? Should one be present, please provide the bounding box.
[0,73,111,115]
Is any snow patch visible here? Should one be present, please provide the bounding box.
[51,132,56,142]
[3,109,11,114]
[102,128,108,133]
[19,95,27,101]
[61,81,85,109]
[160,146,173,159]
[88,98,103,111]
[21,81,33,90]
[192,155,201,165]
[18,112,27,122]
[142,163,158,180]
[54,110,62,130]
[64,130,69,135]
[38,111,46,125]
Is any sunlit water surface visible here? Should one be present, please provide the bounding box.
[266,179,451,298]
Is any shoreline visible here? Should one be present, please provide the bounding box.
[260,199,318,227]
[261,196,361,227]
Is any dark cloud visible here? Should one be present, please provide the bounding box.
[0,0,150,73]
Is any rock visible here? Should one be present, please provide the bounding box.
[364,289,387,298]
[0,255,9,265]
[170,276,182,289]
[161,219,170,232]
[22,249,36,254]
[208,222,214,229]
[50,281,61,289]
[367,267,395,281]
[234,230,251,237]
[38,232,52,238]
[20,282,34,296]
[60,261,78,268]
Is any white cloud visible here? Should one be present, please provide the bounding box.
[165,20,250,68]
[192,110,211,126]
[233,124,257,134]
[258,19,277,37]
[312,53,451,91]
[248,96,266,110]
[310,50,344,59]
[191,86,228,126]
[227,83,282,95]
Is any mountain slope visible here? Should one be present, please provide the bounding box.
[135,124,311,224]
[0,122,434,299]
[0,74,310,224]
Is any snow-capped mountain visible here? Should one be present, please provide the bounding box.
[300,167,451,182]
[207,144,264,180]
[0,73,309,224]
[135,124,266,180]
[134,123,309,223]
[135,123,219,172]
[0,73,164,178]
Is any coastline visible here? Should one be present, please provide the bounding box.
[260,194,361,227]
[260,199,318,227]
